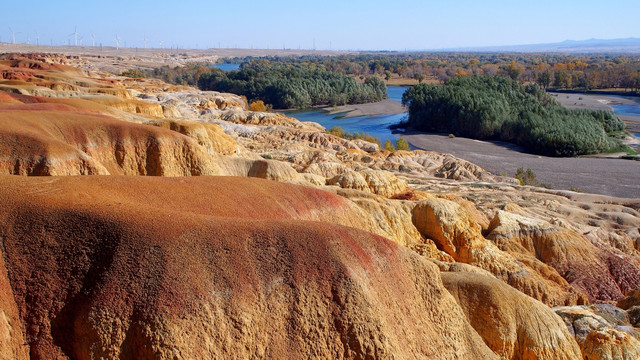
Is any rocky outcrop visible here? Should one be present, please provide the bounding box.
[149,119,239,155]
[81,95,164,117]
[412,198,585,306]
[0,246,28,360]
[385,150,506,182]
[487,210,640,302]
[442,272,582,360]
[581,329,640,360]
[327,169,409,197]
[0,102,227,176]
[617,288,640,310]
[0,175,497,359]
[554,305,640,360]
[330,188,428,249]
[217,157,303,182]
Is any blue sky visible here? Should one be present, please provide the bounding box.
[3,0,639,50]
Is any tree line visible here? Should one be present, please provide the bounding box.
[401,76,628,157]
[126,53,640,94]
[196,61,387,109]
[230,53,640,92]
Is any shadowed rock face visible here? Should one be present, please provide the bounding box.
[0,176,496,359]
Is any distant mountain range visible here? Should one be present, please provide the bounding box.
[437,38,640,53]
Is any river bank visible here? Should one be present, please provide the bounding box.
[401,91,640,198]
[323,99,406,118]
[551,92,640,133]
[403,131,640,198]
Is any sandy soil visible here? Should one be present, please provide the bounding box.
[325,99,406,118]
[550,92,633,111]
[402,131,640,198]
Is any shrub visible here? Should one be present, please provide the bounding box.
[327,126,347,137]
[120,69,146,78]
[515,167,550,188]
[515,167,537,186]
[249,100,270,112]
[395,137,410,150]
[328,126,381,146]
[384,140,396,152]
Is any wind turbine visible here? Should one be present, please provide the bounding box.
[36,32,40,46]
[114,34,120,50]
[159,40,164,49]
[91,34,95,47]
[69,26,78,46]
[8,27,15,44]
[143,34,147,49]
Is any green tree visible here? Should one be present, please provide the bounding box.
[536,70,552,89]
[505,60,521,81]
[395,137,410,150]
[553,70,570,88]
[384,140,396,152]
[401,75,626,157]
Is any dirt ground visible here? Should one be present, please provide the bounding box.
[402,131,640,198]
[326,99,406,118]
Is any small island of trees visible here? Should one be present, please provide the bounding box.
[197,61,387,109]
[401,76,627,157]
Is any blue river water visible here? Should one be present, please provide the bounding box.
[213,63,241,71]
[610,96,640,140]
[211,69,640,142]
[286,88,640,144]
[286,86,409,146]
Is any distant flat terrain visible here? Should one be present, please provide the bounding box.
[403,132,640,198]
[0,43,352,74]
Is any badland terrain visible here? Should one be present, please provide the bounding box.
[0,49,639,359]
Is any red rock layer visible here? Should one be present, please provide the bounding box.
[0,98,224,176]
[0,176,496,359]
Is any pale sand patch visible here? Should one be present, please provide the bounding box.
[324,99,406,118]
[549,92,637,111]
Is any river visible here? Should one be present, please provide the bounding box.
[286,87,640,144]
[286,86,409,146]
[286,87,639,197]
[609,96,640,140]
[213,63,241,71]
